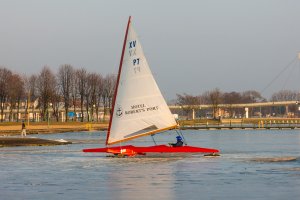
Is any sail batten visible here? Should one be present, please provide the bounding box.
[107,17,177,145]
[107,125,178,145]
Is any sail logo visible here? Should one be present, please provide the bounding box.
[116,105,123,118]
[129,40,136,49]
[124,104,159,115]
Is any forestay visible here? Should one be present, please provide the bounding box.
[106,18,177,145]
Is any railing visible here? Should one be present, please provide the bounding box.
[180,119,300,130]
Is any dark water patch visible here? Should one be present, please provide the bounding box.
[67,139,101,144]
[250,156,298,162]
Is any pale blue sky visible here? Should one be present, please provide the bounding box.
[1,0,300,100]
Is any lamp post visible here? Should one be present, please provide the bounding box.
[93,104,96,121]
[27,91,30,127]
[48,103,52,129]
[296,101,299,118]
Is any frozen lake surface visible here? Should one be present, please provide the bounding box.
[1,129,300,200]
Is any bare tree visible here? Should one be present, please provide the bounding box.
[58,64,74,122]
[36,66,57,121]
[99,75,106,122]
[271,90,299,102]
[23,75,31,122]
[223,91,242,118]
[84,74,93,122]
[271,90,300,116]
[23,74,38,122]
[0,67,12,122]
[85,73,101,122]
[102,74,116,121]
[50,84,61,122]
[28,75,38,121]
[70,72,78,121]
[208,88,223,119]
[28,75,38,102]
[96,74,104,121]
[242,90,265,103]
[7,74,25,122]
[176,93,200,119]
[76,68,87,122]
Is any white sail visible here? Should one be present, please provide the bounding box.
[107,18,177,145]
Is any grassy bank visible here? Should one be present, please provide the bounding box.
[0,121,108,136]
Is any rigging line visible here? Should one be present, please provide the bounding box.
[298,58,300,73]
[298,59,300,93]
[260,55,298,95]
[151,134,157,145]
[281,58,298,90]
[295,59,300,100]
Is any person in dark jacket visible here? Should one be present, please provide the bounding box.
[169,136,184,147]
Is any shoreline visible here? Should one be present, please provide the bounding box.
[0,122,108,136]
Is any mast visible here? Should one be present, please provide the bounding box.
[106,16,131,145]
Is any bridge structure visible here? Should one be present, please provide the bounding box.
[169,101,299,119]
[170,100,299,109]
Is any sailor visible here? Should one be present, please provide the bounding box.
[169,136,184,147]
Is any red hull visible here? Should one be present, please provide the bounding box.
[83,145,219,156]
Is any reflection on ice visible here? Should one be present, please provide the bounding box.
[104,158,175,200]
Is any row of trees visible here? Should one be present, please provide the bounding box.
[0,65,116,122]
[1,65,299,122]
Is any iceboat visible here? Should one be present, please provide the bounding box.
[83,17,219,157]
